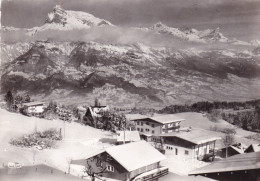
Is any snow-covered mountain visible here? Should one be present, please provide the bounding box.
[1,5,260,107]
[26,5,113,35]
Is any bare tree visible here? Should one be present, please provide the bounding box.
[83,155,107,181]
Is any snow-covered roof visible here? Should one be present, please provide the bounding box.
[150,114,185,124]
[116,131,140,142]
[106,141,166,172]
[71,141,166,172]
[245,143,260,153]
[23,101,46,107]
[189,152,260,175]
[126,114,148,121]
[160,128,221,145]
[131,114,185,125]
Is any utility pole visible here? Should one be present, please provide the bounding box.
[64,120,65,139]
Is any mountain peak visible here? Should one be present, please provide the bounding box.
[53,5,64,11]
[43,5,113,29]
[45,5,67,25]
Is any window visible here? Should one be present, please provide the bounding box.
[141,122,143,126]
[145,129,150,132]
[169,123,173,127]
[185,150,189,155]
[106,165,114,172]
[166,146,173,150]
[152,124,155,128]
[141,128,143,132]
[137,128,140,131]
[106,155,112,161]
[137,121,140,125]
[152,130,155,134]
[175,148,178,155]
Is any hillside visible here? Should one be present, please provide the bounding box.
[0,108,113,173]
[1,40,260,108]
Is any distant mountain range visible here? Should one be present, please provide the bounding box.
[1,5,260,108]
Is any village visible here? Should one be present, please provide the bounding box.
[0,93,259,181]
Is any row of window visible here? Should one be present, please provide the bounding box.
[136,121,155,128]
[106,165,114,172]
[137,128,155,134]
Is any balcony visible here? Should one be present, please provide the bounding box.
[132,166,169,181]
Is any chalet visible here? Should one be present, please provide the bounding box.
[85,106,109,118]
[84,105,109,125]
[131,114,185,141]
[159,128,221,160]
[244,143,260,153]
[22,101,46,116]
[116,131,141,145]
[189,152,260,181]
[71,141,168,181]
[220,143,247,158]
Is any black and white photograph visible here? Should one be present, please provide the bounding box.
[0,0,260,180]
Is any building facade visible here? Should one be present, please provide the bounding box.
[132,115,185,141]
[160,128,221,160]
[22,102,46,116]
[71,141,168,181]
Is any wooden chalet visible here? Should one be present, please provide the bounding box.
[71,141,168,181]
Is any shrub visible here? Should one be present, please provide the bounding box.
[9,128,62,149]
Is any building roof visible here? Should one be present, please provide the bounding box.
[150,114,185,124]
[71,141,166,172]
[23,101,45,107]
[229,143,247,154]
[160,128,221,145]
[71,150,105,166]
[116,131,141,142]
[130,114,185,125]
[126,114,148,121]
[105,141,166,172]
[189,152,260,175]
[245,143,260,153]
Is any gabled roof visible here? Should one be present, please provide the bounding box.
[105,141,166,172]
[126,114,148,121]
[71,141,166,172]
[189,152,260,175]
[160,128,221,145]
[23,101,45,107]
[229,143,247,154]
[131,114,185,125]
[151,115,185,124]
[116,131,140,142]
[245,143,260,153]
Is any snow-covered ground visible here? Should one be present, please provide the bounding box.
[0,108,114,175]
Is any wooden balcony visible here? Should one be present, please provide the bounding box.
[132,166,169,181]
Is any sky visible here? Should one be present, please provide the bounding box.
[1,0,260,41]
